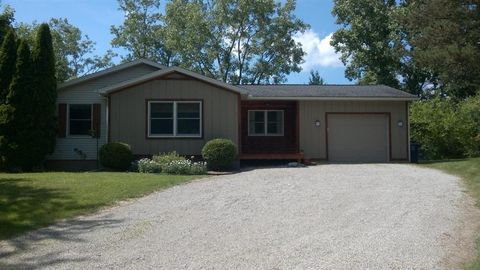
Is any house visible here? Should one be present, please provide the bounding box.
[48,59,417,170]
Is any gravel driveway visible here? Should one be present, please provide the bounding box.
[1,164,479,269]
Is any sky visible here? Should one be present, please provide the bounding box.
[4,0,350,84]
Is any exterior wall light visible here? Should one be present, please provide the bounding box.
[314,120,321,127]
[397,120,404,127]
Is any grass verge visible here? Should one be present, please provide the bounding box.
[0,172,203,240]
[420,158,480,269]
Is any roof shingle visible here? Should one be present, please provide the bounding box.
[238,84,417,99]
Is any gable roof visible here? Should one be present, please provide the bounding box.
[239,84,418,101]
[97,66,248,96]
[58,59,165,90]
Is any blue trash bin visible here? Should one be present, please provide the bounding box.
[410,142,420,163]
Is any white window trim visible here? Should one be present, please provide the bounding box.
[248,110,284,136]
[148,100,202,138]
[67,104,93,138]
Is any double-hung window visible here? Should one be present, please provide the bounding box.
[68,104,92,136]
[248,110,284,136]
[148,101,202,138]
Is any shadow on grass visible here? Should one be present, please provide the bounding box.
[0,178,123,268]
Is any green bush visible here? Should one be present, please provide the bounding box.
[162,159,207,175]
[137,158,162,173]
[152,151,185,170]
[202,139,237,170]
[99,142,133,170]
[410,96,480,159]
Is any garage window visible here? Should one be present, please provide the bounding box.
[248,110,284,136]
[148,101,202,138]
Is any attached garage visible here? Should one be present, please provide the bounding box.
[326,113,390,163]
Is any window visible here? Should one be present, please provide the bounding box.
[69,104,92,136]
[248,110,284,136]
[148,101,202,137]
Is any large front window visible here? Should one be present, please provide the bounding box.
[248,110,284,136]
[68,104,92,136]
[148,101,202,138]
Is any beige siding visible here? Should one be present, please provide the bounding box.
[299,101,408,160]
[109,79,239,155]
[49,64,159,160]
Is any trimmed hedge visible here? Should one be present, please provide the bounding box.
[202,138,237,170]
[99,142,133,171]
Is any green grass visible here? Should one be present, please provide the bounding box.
[0,172,203,240]
[420,158,480,269]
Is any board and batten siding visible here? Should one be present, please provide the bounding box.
[109,79,239,156]
[299,100,409,161]
[48,64,159,160]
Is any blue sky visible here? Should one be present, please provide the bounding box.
[5,0,350,84]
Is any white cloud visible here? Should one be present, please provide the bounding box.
[294,30,344,70]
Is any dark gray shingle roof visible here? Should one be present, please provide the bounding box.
[238,84,416,99]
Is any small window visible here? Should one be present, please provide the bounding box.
[148,101,202,137]
[69,104,92,136]
[248,110,284,136]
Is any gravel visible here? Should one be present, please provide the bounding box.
[1,164,479,269]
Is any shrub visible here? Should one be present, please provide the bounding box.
[152,151,185,169]
[162,159,207,175]
[137,158,162,173]
[99,142,133,170]
[202,138,237,170]
[410,96,480,159]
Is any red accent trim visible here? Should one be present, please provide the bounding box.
[325,112,392,162]
[241,101,298,154]
[107,71,243,96]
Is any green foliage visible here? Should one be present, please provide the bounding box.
[403,0,480,98]
[31,24,57,164]
[308,70,324,85]
[16,18,116,82]
[138,153,207,175]
[137,158,162,173]
[331,0,403,88]
[0,4,14,45]
[162,159,207,175]
[0,40,37,171]
[202,138,237,170]
[331,0,479,98]
[112,0,308,84]
[99,142,134,171]
[111,0,172,65]
[410,96,480,159]
[152,151,185,168]
[0,29,16,103]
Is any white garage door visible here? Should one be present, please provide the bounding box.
[327,114,389,163]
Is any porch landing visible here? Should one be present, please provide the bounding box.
[239,153,304,163]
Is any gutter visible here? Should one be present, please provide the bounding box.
[245,96,418,101]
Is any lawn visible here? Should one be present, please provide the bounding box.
[0,172,203,240]
[420,157,480,269]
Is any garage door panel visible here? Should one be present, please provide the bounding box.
[327,114,389,163]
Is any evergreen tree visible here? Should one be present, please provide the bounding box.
[0,40,36,170]
[308,70,325,85]
[31,24,57,167]
[0,29,17,103]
